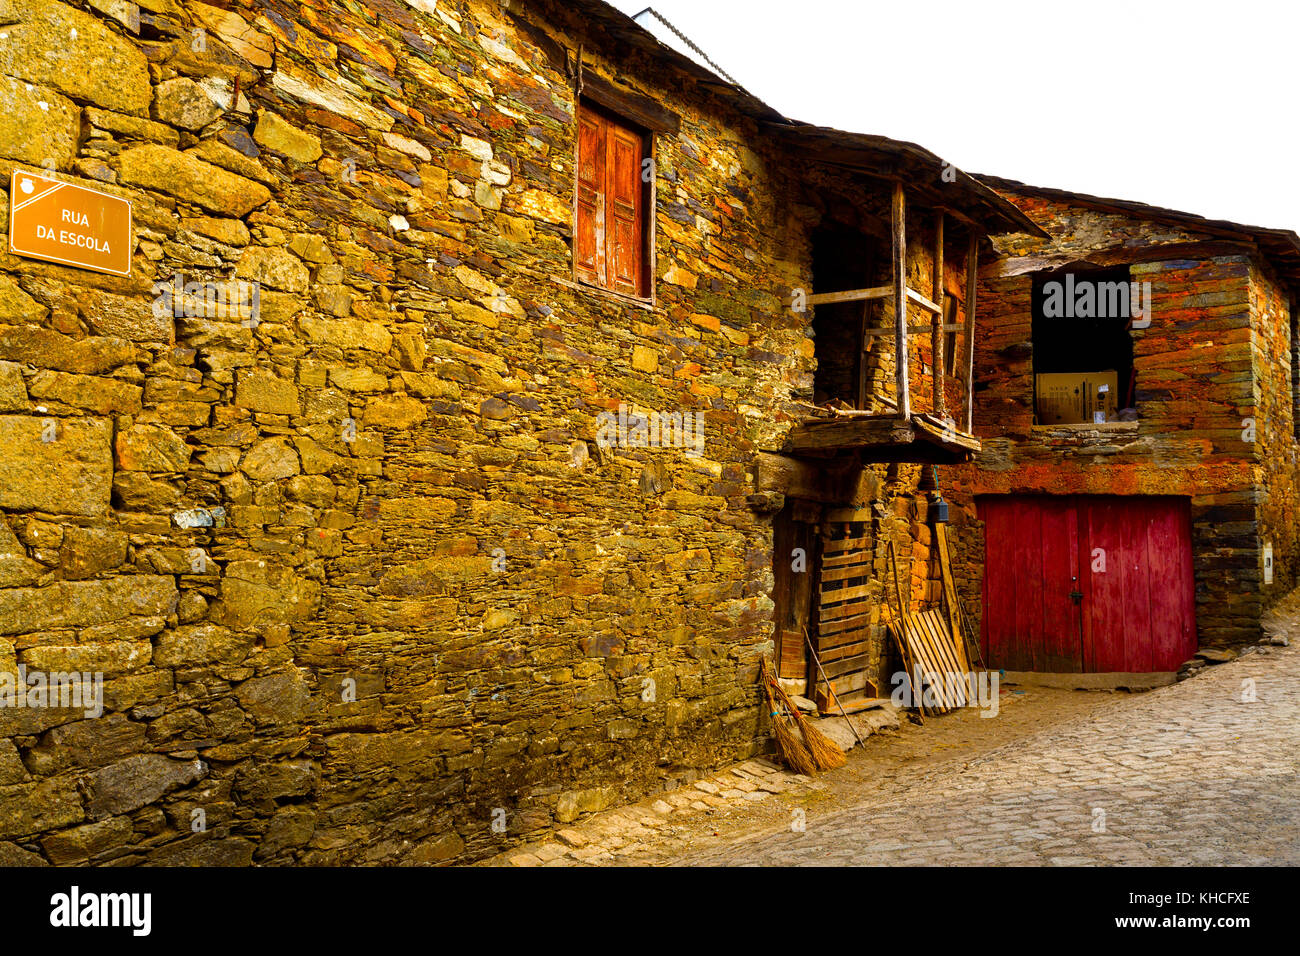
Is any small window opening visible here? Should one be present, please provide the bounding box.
[810,224,887,409]
[1032,265,1137,424]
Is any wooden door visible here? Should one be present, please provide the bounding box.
[980,495,1196,672]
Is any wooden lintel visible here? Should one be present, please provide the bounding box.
[754,451,860,503]
[807,285,892,306]
[580,72,681,133]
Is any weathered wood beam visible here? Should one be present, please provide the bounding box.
[580,72,681,133]
[864,323,963,337]
[892,182,909,421]
[933,212,946,417]
[964,230,979,434]
[905,287,942,314]
[807,285,892,306]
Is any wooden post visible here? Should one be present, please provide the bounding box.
[963,230,979,433]
[892,182,909,421]
[932,212,945,417]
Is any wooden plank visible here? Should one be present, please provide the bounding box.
[819,563,873,582]
[964,230,978,433]
[822,534,873,553]
[820,550,874,570]
[818,598,874,623]
[933,212,946,416]
[912,414,981,451]
[818,611,873,637]
[819,638,870,662]
[785,416,917,454]
[892,181,909,421]
[818,653,872,681]
[815,679,877,716]
[906,287,942,314]
[863,323,965,337]
[807,285,892,306]
[818,581,874,604]
[885,615,924,715]
[828,695,888,715]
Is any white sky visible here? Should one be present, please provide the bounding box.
[611,0,1300,232]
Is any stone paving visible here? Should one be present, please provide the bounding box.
[491,633,1299,866]
[684,641,1300,866]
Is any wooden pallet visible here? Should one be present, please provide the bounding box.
[887,607,973,714]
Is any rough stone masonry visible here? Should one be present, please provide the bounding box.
[2,0,1289,868]
[0,0,879,865]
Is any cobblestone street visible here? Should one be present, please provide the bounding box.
[495,621,1299,867]
[679,640,1299,866]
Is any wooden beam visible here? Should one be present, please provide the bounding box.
[964,230,979,433]
[905,287,942,314]
[580,72,681,133]
[807,285,892,306]
[892,182,909,421]
[864,323,963,337]
[933,212,946,417]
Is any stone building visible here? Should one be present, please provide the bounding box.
[0,0,1294,867]
[946,178,1300,674]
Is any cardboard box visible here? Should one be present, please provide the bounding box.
[1036,371,1119,424]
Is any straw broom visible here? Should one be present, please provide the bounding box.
[759,657,816,775]
[767,666,847,770]
[762,657,847,771]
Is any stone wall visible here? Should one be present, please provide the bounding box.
[1248,260,1299,606]
[0,0,847,865]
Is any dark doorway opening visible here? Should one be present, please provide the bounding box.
[811,225,887,409]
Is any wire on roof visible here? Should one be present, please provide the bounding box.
[632,7,738,85]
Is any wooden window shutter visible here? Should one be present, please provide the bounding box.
[606,123,643,296]
[575,103,646,296]
[575,105,606,287]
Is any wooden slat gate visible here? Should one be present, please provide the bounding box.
[812,513,878,711]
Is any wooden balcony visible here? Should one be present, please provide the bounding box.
[790,181,983,465]
[784,411,980,463]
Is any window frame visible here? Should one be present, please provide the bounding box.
[571,97,656,304]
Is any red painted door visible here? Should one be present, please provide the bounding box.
[980,495,1196,672]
